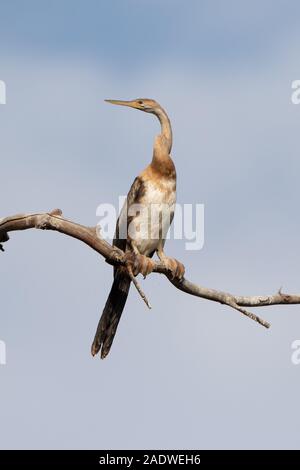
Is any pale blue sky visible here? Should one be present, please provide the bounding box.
[1,0,300,450]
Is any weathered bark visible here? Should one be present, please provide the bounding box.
[1,209,299,330]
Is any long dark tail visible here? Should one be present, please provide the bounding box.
[91,271,131,359]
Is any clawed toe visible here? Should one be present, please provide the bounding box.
[164,257,185,281]
[138,255,155,277]
[175,260,185,280]
[124,252,154,278]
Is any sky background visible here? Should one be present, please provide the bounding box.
[1,0,300,450]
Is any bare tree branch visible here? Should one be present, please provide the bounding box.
[1,209,299,329]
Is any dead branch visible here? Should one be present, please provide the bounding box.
[1,209,300,329]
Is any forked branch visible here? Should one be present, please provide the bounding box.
[1,209,299,329]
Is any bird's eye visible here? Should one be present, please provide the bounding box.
[138,100,143,105]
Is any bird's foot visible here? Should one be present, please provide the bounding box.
[124,252,154,278]
[161,256,185,281]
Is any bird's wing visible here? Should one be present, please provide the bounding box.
[93,175,145,359]
[113,176,145,252]
[93,177,145,356]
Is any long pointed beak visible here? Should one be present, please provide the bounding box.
[105,99,138,109]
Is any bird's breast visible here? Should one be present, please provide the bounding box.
[129,178,176,255]
[142,178,176,205]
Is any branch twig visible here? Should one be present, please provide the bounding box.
[126,265,152,309]
[1,209,299,329]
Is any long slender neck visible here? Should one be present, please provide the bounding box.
[150,106,176,179]
[155,106,173,154]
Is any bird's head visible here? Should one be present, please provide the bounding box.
[105,98,160,114]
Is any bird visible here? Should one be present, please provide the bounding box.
[91,98,185,359]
